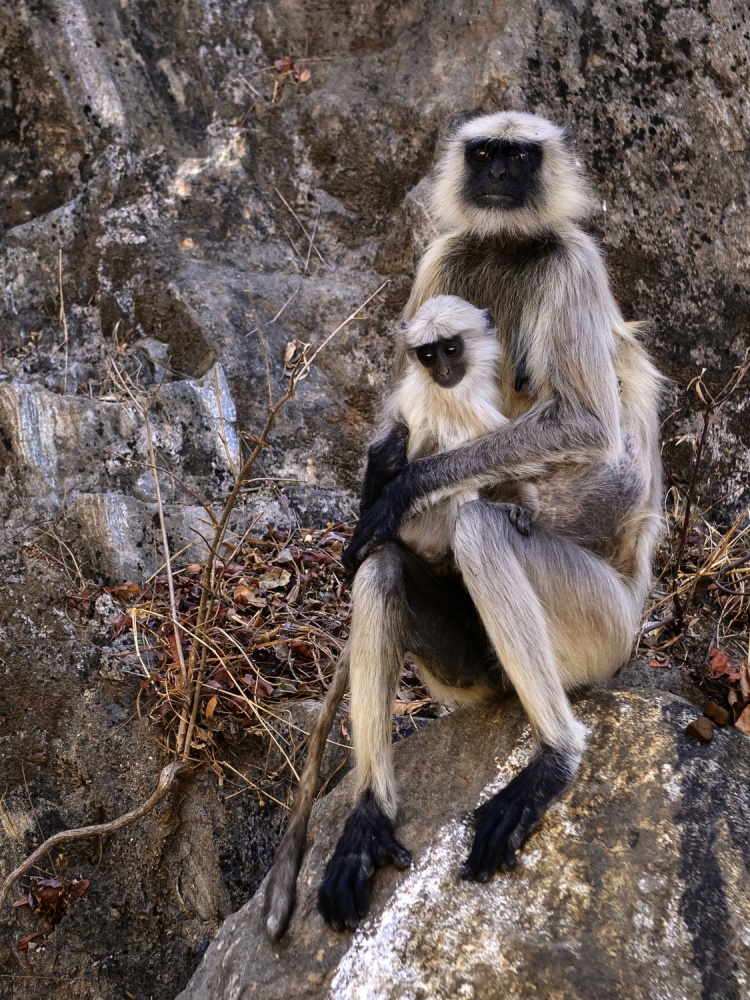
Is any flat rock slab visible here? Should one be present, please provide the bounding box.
[179,690,750,1000]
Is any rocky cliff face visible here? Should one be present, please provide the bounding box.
[1,1,749,998]
[2,0,750,578]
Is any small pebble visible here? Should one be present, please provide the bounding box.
[704,701,731,726]
[686,717,714,743]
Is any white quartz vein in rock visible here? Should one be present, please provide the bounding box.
[327,737,537,1000]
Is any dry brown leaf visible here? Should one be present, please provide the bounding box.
[289,638,314,661]
[735,704,750,736]
[740,661,750,701]
[284,339,303,365]
[259,567,291,591]
[17,932,46,952]
[708,646,729,675]
[233,585,255,605]
[649,655,670,668]
[393,699,432,716]
[205,695,218,719]
[108,582,141,600]
[242,674,274,697]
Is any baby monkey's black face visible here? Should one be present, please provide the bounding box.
[464,138,543,210]
[414,336,466,389]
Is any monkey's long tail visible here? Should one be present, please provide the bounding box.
[262,645,350,941]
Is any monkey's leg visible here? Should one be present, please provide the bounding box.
[263,645,350,941]
[453,500,636,882]
[318,544,412,932]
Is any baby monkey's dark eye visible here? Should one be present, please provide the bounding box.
[472,148,490,161]
[444,345,457,356]
[511,150,528,163]
[418,349,435,364]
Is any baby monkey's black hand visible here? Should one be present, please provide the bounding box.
[343,466,419,570]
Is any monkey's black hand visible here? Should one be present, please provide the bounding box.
[507,503,533,537]
[343,467,421,571]
[318,793,411,932]
[360,423,410,516]
[461,746,571,882]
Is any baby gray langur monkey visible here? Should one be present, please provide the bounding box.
[375,294,539,568]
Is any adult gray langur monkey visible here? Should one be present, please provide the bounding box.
[264,110,663,938]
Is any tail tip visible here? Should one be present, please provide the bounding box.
[263,889,292,942]
[264,910,284,942]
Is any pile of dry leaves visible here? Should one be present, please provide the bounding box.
[70,522,432,758]
[639,504,750,735]
[68,504,750,754]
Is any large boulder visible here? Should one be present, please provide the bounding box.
[180,689,750,1000]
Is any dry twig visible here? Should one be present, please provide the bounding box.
[0,762,189,914]
[58,249,69,393]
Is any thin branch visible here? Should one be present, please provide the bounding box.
[0,761,189,914]
[640,615,677,637]
[213,366,240,479]
[58,249,69,394]
[715,551,750,578]
[274,187,329,269]
[247,294,274,411]
[142,407,188,690]
[35,528,86,590]
[302,204,321,275]
[279,223,306,267]
[249,205,321,334]
[104,450,219,527]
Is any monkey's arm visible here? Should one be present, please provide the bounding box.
[359,421,409,515]
[344,250,621,567]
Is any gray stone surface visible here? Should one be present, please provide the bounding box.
[180,689,750,1000]
[608,656,706,709]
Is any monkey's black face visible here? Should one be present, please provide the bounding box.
[463,139,543,211]
[414,336,466,389]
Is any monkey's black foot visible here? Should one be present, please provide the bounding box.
[506,503,533,537]
[318,792,411,932]
[461,746,572,882]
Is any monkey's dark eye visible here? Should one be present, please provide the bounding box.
[511,150,528,163]
[417,349,436,366]
[471,148,490,162]
[444,345,457,356]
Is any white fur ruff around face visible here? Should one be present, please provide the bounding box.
[431,111,594,238]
